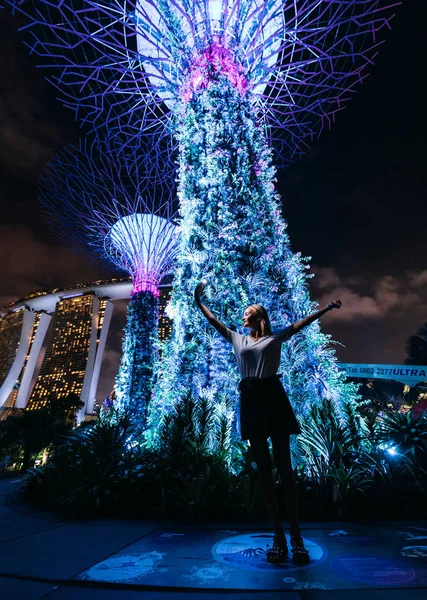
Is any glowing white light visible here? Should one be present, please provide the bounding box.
[61,293,83,299]
[209,0,223,22]
[109,213,178,294]
[242,1,284,98]
[387,446,397,456]
[135,1,284,107]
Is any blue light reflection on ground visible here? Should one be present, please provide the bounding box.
[212,532,326,572]
[75,525,427,590]
[332,556,416,586]
[82,551,165,583]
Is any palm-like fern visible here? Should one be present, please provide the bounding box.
[376,411,427,456]
[18,393,426,520]
[298,397,366,473]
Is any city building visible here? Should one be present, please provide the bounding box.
[0,278,172,420]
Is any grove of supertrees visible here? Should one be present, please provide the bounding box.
[8,1,399,442]
[39,139,179,426]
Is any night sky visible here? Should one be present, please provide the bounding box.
[0,2,425,399]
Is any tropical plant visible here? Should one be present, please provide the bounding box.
[297,397,366,475]
[25,407,141,513]
[358,380,407,415]
[375,411,427,457]
[48,392,84,426]
[0,408,56,470]
[327,462,373,504]
[14,392,427,521]
[0,392,85,470]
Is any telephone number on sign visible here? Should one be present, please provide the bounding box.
[344,367,426,378]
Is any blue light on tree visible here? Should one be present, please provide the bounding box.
[151,67,364,440]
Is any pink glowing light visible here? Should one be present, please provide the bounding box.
[109,213,179,297]
[182,43,248,102]
[132,278,160,297]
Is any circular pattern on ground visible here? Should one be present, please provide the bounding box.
[212,532,326,572]
[331,557,416,585]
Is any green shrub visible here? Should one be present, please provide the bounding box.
[19,394,427,521]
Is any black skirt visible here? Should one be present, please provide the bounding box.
[238,374,301,441]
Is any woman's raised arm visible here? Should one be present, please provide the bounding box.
[194,281,229,340]
[289,299,342,337]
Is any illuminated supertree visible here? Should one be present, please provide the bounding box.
[39,139,179,425]
[7,1,398,158]
[7,1,398,440]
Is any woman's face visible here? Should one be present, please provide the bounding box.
[242,307,259,330]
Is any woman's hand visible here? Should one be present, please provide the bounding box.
[193,280,229,340]
[290,298,342,336]
[194,280,207,304]
[327,299,342,310]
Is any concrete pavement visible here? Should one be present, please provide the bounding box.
[1,477,426,600]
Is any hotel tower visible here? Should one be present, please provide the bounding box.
[0,279,172,420]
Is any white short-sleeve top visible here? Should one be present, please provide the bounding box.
[225,327,292,379]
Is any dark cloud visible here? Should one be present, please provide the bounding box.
[310,266,427,364]
[0,225,110,306]
[312,267,425,323]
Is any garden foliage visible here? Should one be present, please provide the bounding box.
[18,396,427,521]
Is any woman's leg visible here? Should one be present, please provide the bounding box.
[248,436,283,536]
[270,434,300,538]
[271,434,309,563]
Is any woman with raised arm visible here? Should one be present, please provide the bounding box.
[194,281,341,564]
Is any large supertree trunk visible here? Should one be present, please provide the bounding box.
[151,72,360,440]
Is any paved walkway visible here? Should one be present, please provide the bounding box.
[1,477,426,600]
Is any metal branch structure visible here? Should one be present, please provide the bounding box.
[108,213,178,296]
[39,138,179,423]
[40,138,178,294]
[8,0,399,160]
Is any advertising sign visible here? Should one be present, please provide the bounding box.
[337,363,427,386]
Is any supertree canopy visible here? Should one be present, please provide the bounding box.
[7,1,399,159]
[107,213,177,296]
[39,139,179,425]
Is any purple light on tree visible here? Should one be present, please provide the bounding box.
[39,138,179,423]
[39,139,178,295]
[107,212,178,297]
[7,0,399,160]
[181,42,249,102]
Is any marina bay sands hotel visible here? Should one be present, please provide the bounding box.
[0,279,171,420]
